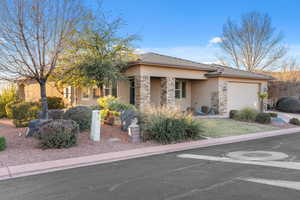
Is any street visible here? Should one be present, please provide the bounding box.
[1,133,300,200]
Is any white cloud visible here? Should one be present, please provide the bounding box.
[209,37,222,44]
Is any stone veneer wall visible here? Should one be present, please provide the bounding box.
[134,75,150,108]
[160,77,175,107]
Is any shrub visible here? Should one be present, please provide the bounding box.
[255,113,271,124]
[39,97,65,109]
[0,86,18,118]
[48,109,64,120]
[140,106,203,144]
[37,119,79,149]
[276,97,300,113]
[229,110,239,119]
[5,100,21,119]
[201,106,209,114]
[11,102,40,127]
[235,108,259,122]
[97,95,136,120]
[63,106,92,131]
[268,112,278,118]
[0,136,6,151]
[289,118,300,126]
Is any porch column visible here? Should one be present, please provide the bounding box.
[161,77,175,107]
[135,75,151,109]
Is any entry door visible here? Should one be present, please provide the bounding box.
[129,78,135,105]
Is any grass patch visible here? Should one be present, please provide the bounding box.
[198,118,279,138]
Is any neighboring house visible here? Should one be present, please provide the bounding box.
[17,52,272,113]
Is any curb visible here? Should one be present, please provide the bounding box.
[1,127,300,181]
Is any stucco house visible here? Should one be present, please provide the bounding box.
[17,52,272,113]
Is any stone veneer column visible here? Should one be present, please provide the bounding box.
[211,79,228,114]
[160,77,175,107]
[261,82,268,111]
[135,75,150,109]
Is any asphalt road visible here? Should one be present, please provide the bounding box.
[2,133,300,200]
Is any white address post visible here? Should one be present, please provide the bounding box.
[90,110,101,142]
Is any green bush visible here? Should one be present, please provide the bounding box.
[255,113,271,124]
[0,86,18,118]
[11,102,40,127]
[235,108,259,122]
[268,112,278,118]
[37,119,79,149]
[63,106,92,131]
[289,118,300,126]
[229,110,239,119]
[140,106,203,144]
[276,97,300,113]
[5,100,21,119]
[0,136,6,151]
[39,97,65,109]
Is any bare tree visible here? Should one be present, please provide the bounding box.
[0,0,84,119]
[218,12,287,72]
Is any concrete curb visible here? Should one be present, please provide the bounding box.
[1,127,300,181]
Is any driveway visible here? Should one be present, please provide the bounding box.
[1,133,300,199]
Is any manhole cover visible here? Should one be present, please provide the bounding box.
[226,151,288,161]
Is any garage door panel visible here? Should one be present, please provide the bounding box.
[228,82,259,111]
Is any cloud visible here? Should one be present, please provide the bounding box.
[209,37,222,44]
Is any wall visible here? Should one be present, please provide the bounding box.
[268,81,300,103]
[191,78,218,110]
[23,80,64,102]
[150,78,161,106]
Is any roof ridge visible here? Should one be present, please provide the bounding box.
[212,64,271,77]
[141,52,212,67]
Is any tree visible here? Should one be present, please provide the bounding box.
[0,0,85,119]
[55,15,137,94]
[218,12,287,72]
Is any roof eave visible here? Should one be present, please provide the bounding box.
[127,61,216,72]
[205,73,274,80]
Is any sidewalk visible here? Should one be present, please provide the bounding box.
[1,127,300,181]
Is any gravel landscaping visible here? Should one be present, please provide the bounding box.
[0,119,156,167]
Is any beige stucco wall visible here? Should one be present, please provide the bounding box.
[22,80,64,102]
[118,80,130,104]
[191,78,218,110]
[150,78,161,106]
[139,65,207,79]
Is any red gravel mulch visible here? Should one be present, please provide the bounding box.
[0,120,156,167]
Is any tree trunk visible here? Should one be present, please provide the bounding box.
[39,80,48,119]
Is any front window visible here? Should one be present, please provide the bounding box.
[104,83,117,97]
[175,80,187,99]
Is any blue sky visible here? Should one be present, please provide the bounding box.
[95,0,300,63]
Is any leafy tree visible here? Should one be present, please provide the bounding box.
[218,12,287,72]
[54,16,137,94]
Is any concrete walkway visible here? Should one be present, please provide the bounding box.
[1,127,300,181]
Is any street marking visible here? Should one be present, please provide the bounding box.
[240,177,300,191]
[177,154,300,170]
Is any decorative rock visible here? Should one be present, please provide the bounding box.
[120,109,137,131]
[128,118,141,143]
[26,119,49,137]
[107,138,121,143]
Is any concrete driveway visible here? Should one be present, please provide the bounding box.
[1,133,300,200]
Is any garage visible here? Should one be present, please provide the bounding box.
[227,82,260,111]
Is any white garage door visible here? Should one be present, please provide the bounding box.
[228,82,260,111]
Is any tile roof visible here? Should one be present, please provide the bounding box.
[129,52,272,80]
